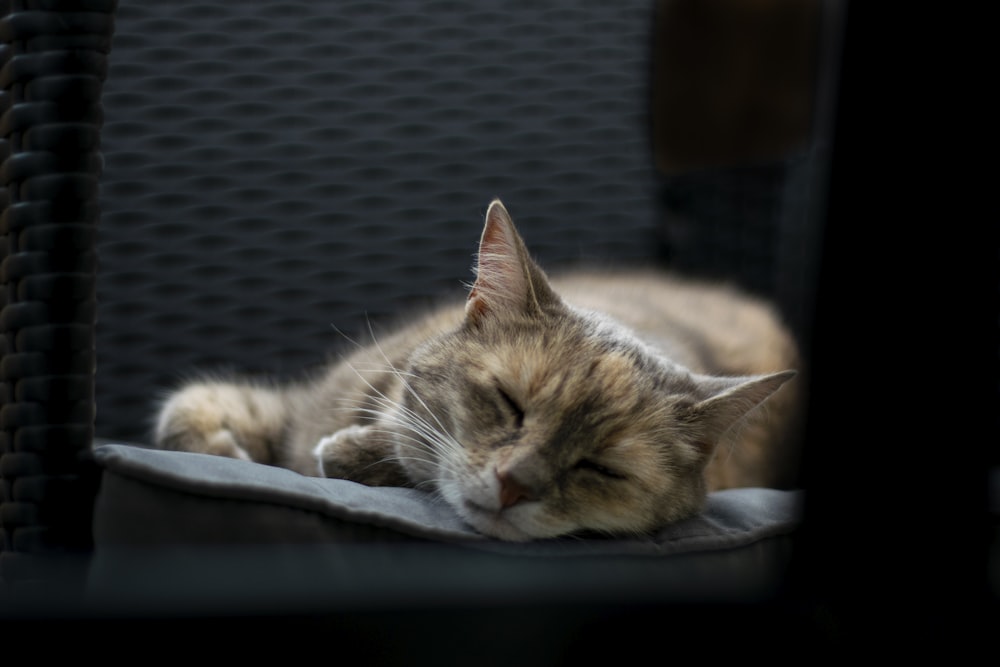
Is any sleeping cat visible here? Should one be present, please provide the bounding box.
[154,199,801,541]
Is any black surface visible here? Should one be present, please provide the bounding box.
[95,0,666,443]
[94,0,822,444]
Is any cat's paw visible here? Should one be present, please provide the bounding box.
[203,429,253,461]
[313,425,370,478]
[156,421,253,462]
[154,381,283,463]
[312,425,411,486]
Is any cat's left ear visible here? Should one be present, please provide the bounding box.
[686,370,797,456]
[465,199,560,325]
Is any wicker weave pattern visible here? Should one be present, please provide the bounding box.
[0,0,116,595]
[95,0,660,444]
[0,0,826,600]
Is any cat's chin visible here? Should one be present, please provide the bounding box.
[436,475,572,541]
[457,500,568,542]
[460,507,537,542]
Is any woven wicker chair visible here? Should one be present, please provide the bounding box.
[0,0,115,598]
[0,0,871,649]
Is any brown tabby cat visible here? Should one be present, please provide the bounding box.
[154,199,801,541]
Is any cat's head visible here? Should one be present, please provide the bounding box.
[398,200,794,541]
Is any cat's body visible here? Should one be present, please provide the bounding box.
[155,200,801,541]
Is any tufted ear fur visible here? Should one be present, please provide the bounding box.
[686,370,797,457]
[465,199,560,325]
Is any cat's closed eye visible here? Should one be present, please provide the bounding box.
[574,458,627,480]
[496,385,525,429]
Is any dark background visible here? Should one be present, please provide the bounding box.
[1,0,993,655]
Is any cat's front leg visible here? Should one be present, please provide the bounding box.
[155,380,286,464]
[313,424,412,487]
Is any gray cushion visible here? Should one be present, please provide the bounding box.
[91,443,801,556]
[87,443,804,612]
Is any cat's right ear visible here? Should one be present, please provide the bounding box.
[685,369,797,458]
[465,199,558,325]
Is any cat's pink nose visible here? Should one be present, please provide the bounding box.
[496,467,533,508]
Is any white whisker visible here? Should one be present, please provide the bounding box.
[350,362,463,453]
[328,322,367,351]
[364,320,458,446]
[331,343,470,483]
[340,364,419,380]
